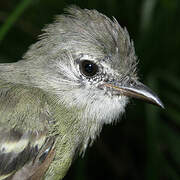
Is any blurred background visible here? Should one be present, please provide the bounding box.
[0,0,179,179]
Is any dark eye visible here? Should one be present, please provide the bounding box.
[80,60,99,77]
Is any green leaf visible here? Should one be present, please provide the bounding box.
[0,0,33,43]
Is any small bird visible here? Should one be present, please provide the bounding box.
[0,6,163,180]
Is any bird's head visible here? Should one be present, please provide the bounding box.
[23,6,163,130]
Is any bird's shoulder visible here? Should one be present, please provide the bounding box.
[0,80,51,131]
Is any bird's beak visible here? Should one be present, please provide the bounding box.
[103,81,164,108]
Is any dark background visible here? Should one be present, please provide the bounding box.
[0,0,180,179]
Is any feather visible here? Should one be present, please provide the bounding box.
[0,80,53,179]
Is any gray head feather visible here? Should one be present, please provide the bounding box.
[24,6,137,78]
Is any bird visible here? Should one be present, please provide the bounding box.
[0,6,164,180]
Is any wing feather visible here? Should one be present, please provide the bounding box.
[0,81,54,179]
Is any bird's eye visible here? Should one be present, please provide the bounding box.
[80,60,99,77]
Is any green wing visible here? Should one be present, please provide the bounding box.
[0,80,54,179]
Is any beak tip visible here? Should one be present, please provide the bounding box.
[155,99,165,109]
[156,101,165,109]
[149,94,164,109]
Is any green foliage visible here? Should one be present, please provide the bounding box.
[0,0,32,43]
